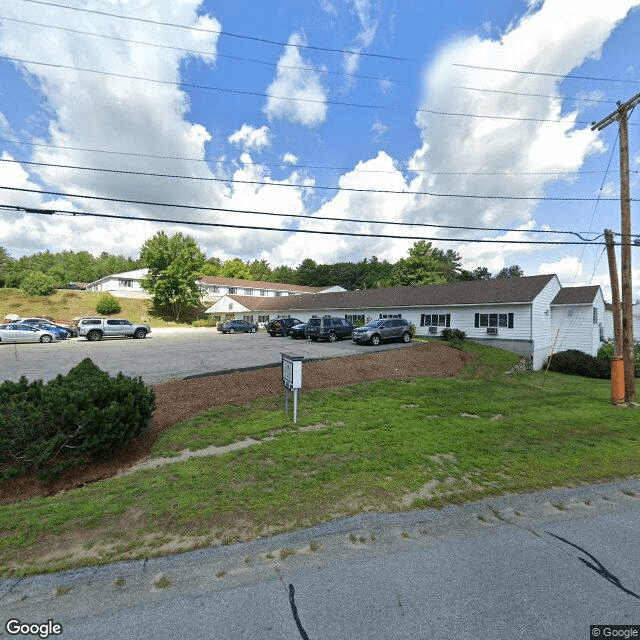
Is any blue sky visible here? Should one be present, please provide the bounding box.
[0,0,639,297]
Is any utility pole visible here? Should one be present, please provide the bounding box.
[604,229,623,357]
[592,92,640,403]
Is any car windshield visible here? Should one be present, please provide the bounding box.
[363,320,385,328]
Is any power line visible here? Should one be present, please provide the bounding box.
[452,63,640,84]
[8,53,640,127]
[1,138,622,178]
[20,0,408,61]
[0,181,627,206]
[0,157,624,205]
[1,203,607,245]
[0,15,397,84]
[1,54,392,111]
[457,85,618,104]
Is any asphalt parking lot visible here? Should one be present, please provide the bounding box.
[0,328,413,385]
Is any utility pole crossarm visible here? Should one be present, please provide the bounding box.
[592,91,640,131]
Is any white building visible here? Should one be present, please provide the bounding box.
[206,274,607,370]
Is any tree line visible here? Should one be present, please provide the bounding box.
[0,235,523,318]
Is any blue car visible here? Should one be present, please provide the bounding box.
[12,319,70,339]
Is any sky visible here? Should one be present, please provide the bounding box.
[0,0,639,298]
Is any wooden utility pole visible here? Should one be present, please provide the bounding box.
[604,229,623,357]
[592,92,639,403]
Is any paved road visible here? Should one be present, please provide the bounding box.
[0,329,410,384]
[2,479,639,639]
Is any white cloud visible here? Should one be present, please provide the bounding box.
[228,124,271,151]
[282,152,299,164]
[263,32,328,127]
[343,0,381,77]
[370,118,389,140]
[538,255,584,282]
[402,0,637,257]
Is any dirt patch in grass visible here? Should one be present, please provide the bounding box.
[0,342,466,505]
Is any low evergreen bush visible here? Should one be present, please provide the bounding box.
[441,328,466,349]
[546,349,611,379]
[20,271,56,296]
[95,293,121,315]
[0,358,155,485]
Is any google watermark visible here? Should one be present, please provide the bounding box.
[591,626,640,639]
[5,619,63,638]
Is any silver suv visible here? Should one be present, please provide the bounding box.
[352,318,414,346]
[78,318,151,341]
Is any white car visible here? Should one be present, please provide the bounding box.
[0,323,60,343]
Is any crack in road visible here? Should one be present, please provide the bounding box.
[487,505,640,601]
[547,532,640,601]
[288,584,311,640]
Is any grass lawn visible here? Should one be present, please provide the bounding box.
[1,343,639,577]
[0,288,211,326]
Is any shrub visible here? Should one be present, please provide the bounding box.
[441,328,466,350]
[95,293,121,315]
[0,358,155,485]
[597,340,640,377]
[546,349,610,379]
[20,271,56,296]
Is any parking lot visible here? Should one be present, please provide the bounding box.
[0,328,414,385]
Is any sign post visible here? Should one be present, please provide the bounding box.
[281,353,303,423]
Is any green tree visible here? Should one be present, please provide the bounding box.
[20,271,56,296]
[200,257,222,276]
[220,258,252,280]
[139,232,205,320]
[248,259,271,281]
[95,293,121,315]
[388,241,452,287]
[0,246,11,287]
[457,266,493,281]
[270,265,297,283]
[495,265,525,279]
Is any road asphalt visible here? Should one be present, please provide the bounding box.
[3,478,639,639]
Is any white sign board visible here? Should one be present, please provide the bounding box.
[282,354,303,390]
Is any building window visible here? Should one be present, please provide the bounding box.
[258,289,266,296]
[210,286,220,294]
[228,303,233,310]
[420,314,450,327]
[379,313,402,319]
[258,315,269,323]
[275,291,283,296]
[593,307,598,324]
[228,287,238,294]
[345,314,365,324]
[474,313,514,328]
[119,279,133,287]
[243,315,254,322]
[244,288,253,295]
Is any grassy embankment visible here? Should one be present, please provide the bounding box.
[0,288,211,327]
[0,342,638,577]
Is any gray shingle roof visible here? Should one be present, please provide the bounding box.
[226,274,558,312]
[551,286,600,305]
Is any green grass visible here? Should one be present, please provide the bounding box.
[1,343,639,577]
[0,288,211,326]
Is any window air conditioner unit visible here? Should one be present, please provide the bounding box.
[487,327,498,335]
[428,326,438,334]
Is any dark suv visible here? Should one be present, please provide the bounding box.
[304,316,353,342]
[352,318,414,346]
[267,317,303,337]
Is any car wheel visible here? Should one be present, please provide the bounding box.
[229,328,235,334]
[250,326,257,333]
[133,328,147,339]
[370,334,381,346]
[40,334,53,343]
[87,330,102,341]
[402,331,411,343]
[328,332,337,343]
[310,337,317,342]
[269,332,275,337]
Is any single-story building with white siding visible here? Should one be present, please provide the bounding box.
[205,274,607,370]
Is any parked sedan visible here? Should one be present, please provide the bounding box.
[13,317,77,337]
[288,323,308,339]
[217,319,258,334]
[0,323,60,343]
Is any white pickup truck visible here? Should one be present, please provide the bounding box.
[78,318,151,341]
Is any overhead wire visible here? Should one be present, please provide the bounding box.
[0,157,628,206]
[1,203,609,245]
[0,15,397,84]
[19,0,408,61]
